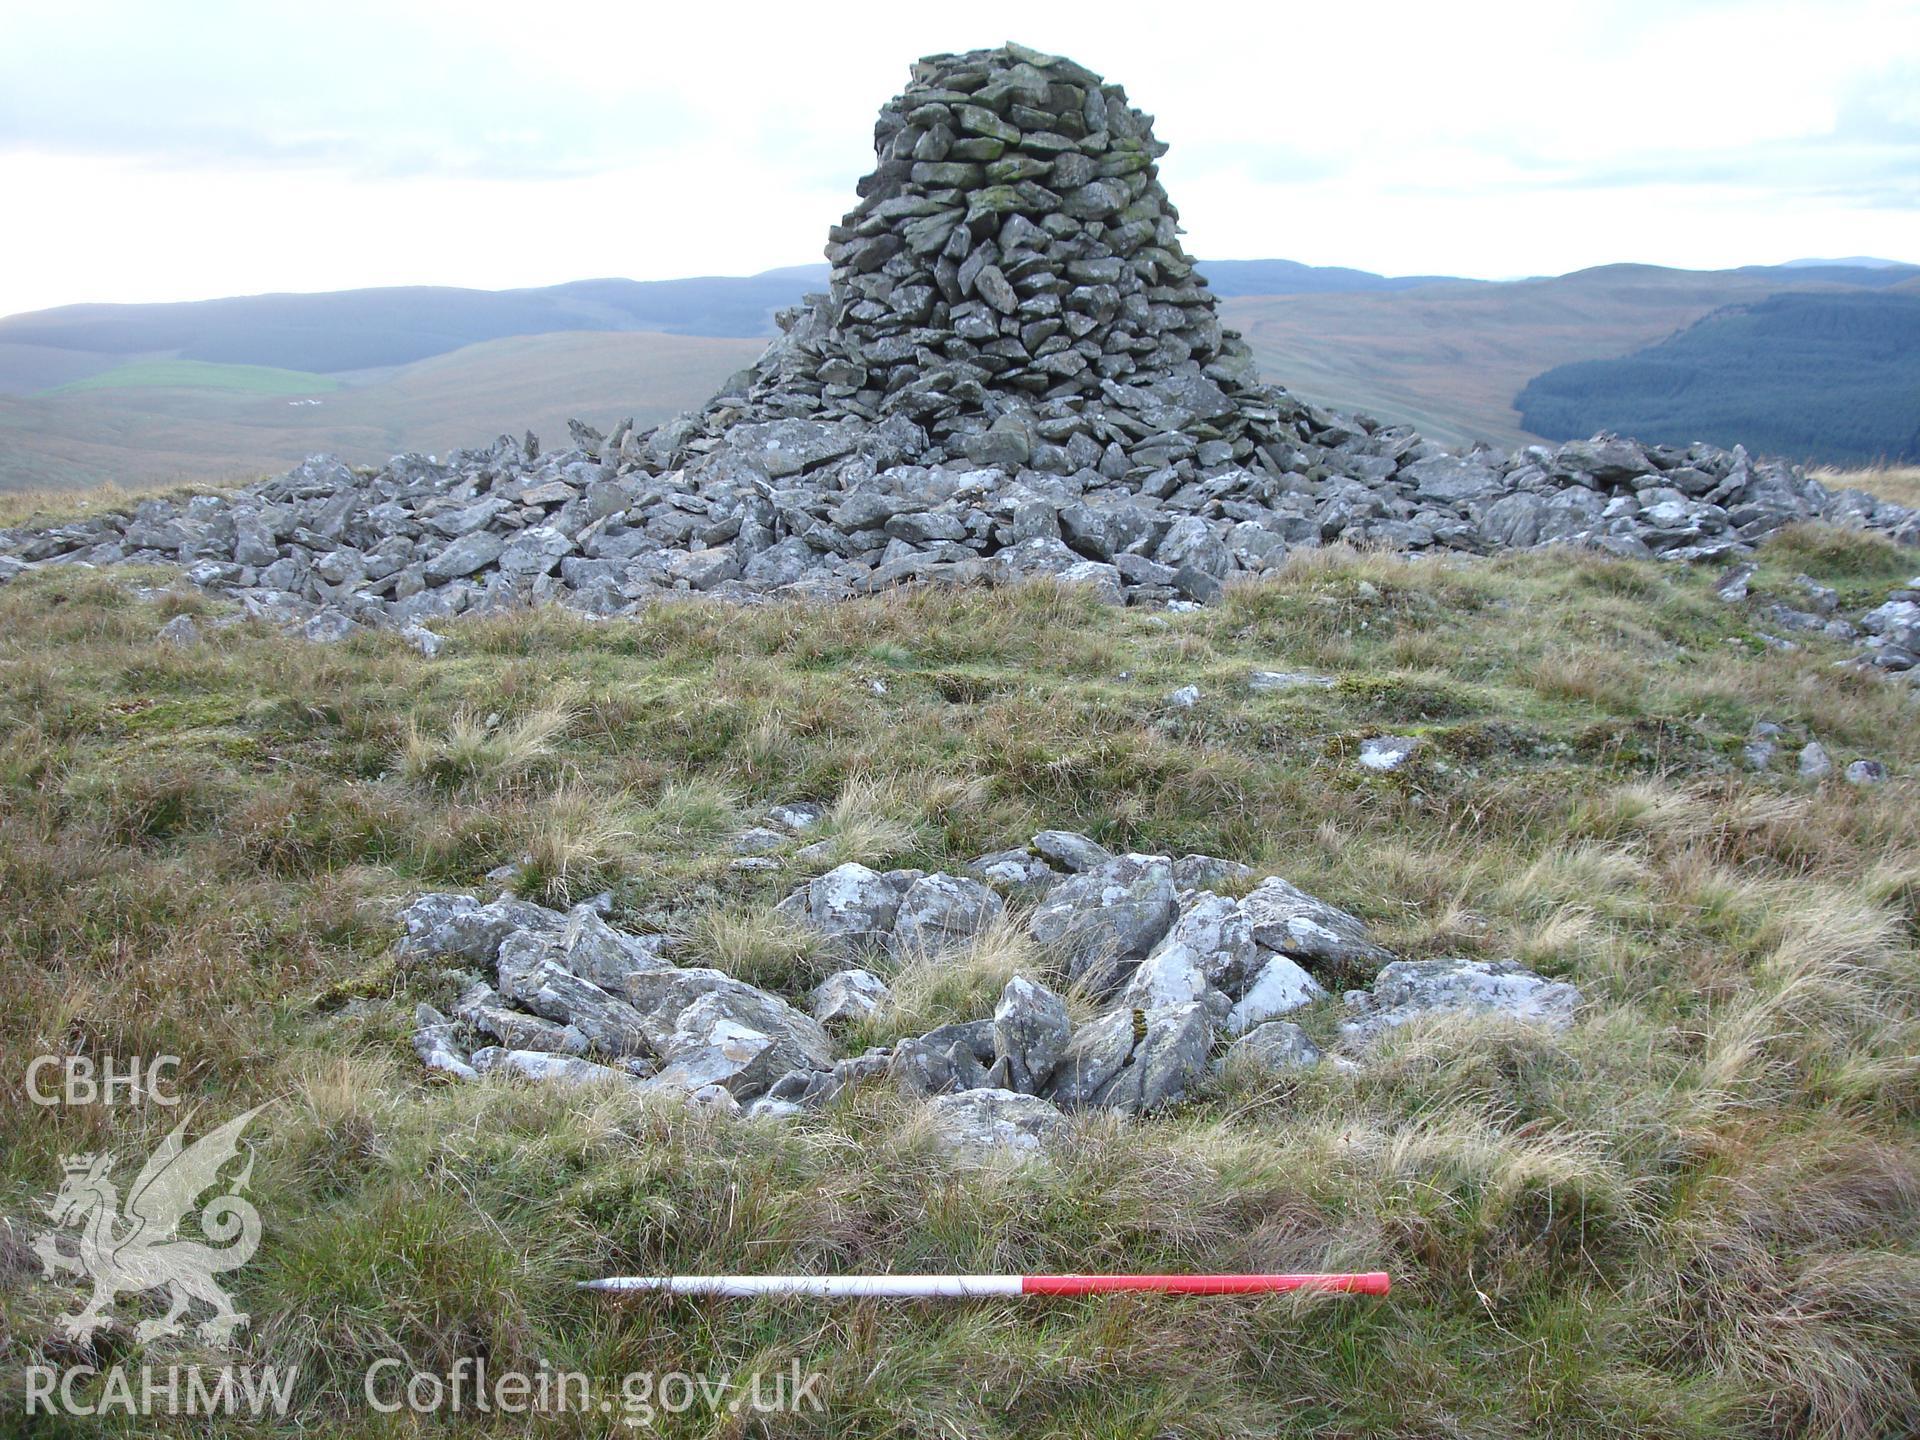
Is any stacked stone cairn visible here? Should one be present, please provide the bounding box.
[3,43,1915,633]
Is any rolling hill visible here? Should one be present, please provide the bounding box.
[51,359,348,397]
[0,270,830,384]
[1,259,1914,491]
[1183,259,1467,297]
[1222,263,1915,449]
[0,258,1480,396]
[0,331,764,491]
[1516,289,1920,465]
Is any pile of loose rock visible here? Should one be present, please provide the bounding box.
[400,821,1582,1156]
[2,43,1914,632]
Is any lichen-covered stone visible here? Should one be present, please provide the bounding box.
[810,968,891,1025]
[1340,958,1581,1042]
[1228,1021,1323,1071]
[1047,1002,1212,1114]
[1239,877,1390,967]
[922,1089,1068,1159]
[892,873,1004,954]
[1027,853,1176,995]
[992,975,1073,1093]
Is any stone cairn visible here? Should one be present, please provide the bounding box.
[2,42,1916,645]
[400,821,1586,1154]
[651,41,1289,490]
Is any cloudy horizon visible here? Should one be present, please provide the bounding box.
[1,0,1915,318]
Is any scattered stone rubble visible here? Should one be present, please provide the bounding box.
[3,45,1914,633]
[1740,721,1891,784]
[1715,565,1920,757]
[398,817,1584,1156]
[1856,588,1920,676]
[1716,563,1920,685]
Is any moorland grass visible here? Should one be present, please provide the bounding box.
[0,530,1915,1437]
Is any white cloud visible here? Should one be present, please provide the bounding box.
[0,0,1914,315]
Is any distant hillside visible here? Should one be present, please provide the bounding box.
[0,331,763,491]
[1776,256,1914,270]
[0,271,828,383]
[1733,262,1920,287]
[0,259,1464,396]
[4,259,1915,490]
[1515,291,1920,466]
[1223,262,1918,449]
[1193,259,1465,298]
[53,360,345,397]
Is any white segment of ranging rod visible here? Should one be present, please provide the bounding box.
[584,1275,1024,1298]
[581,1273,1391,1298]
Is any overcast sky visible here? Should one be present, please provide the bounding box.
[1,0,1916,317]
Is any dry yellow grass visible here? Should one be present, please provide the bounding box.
[1819,465,1920,510]
[3,528,1917,1437]
[0,474,230,529]
[397,693,579,793]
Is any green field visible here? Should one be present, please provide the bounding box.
[51,359,344,397]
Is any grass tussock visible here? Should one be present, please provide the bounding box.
[398,694,579,793]
[2,527,1917,1437]
[801,773,925,869]
[514,781,640,906]
[858,913,1050,1047]
[686,905,830,994]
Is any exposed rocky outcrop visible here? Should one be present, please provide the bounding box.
[1027,852,1176,995]
[810,968,891,1025]
[922,1089,1069,1159]
[4,46,1914,636]
[992,975,1072,1094]
[1858,591,1920,674]
[1047,1001,1212,1113]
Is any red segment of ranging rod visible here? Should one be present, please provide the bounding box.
[582,1273,1389,1298]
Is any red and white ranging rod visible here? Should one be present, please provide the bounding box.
[583,1272,1390,1299]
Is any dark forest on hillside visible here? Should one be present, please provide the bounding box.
[1517,291,1920,465]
